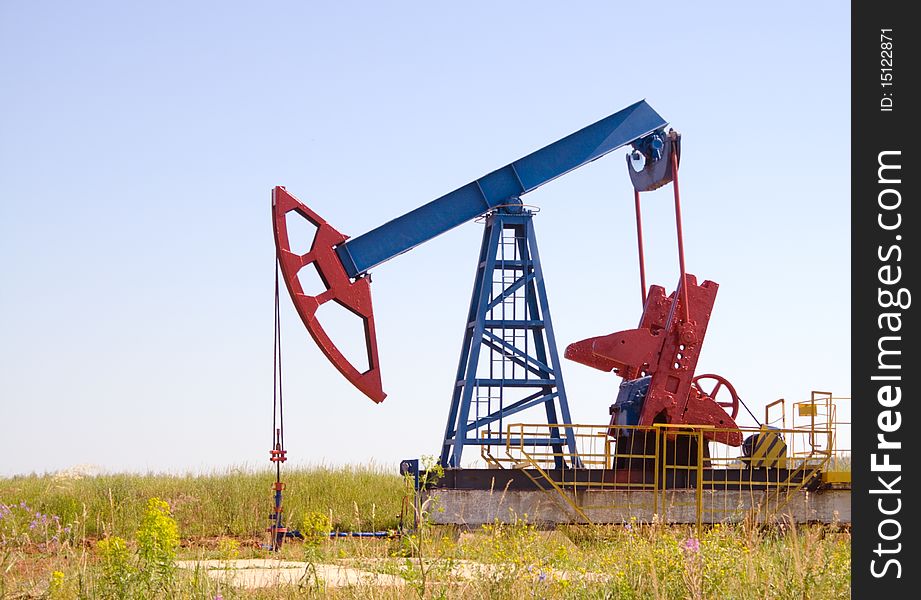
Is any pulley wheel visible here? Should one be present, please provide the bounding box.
[692,373,740,420]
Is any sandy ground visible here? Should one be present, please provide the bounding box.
[176,559,405,589]
[177,557,607,589]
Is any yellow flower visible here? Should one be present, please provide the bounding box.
[49,570,65,595]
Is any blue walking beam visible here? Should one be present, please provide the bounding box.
[334,99,667,278]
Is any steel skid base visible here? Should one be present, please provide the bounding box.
[428,468,851,525]
[436,467,821,491]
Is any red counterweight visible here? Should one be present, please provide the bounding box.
[565,276,741,446]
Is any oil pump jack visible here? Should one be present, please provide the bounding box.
[270,100,743,489]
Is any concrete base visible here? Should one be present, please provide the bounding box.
[426,488,851,525]
[176,557,604,589]
[176,559,404,589]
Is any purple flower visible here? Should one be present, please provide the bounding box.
[682,537,700,553]
[538,571,547,582]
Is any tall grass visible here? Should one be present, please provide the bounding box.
[0,463,405,539]
[0,465,850,599]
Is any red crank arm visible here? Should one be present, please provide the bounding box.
[272,186,385,403]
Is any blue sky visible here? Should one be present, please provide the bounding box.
[0,2,850,476]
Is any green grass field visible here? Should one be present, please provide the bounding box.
[1,465,850,599]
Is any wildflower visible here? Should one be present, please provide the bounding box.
[49,571,65,594]
[683,537,700,553]
[538,571,547,582]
